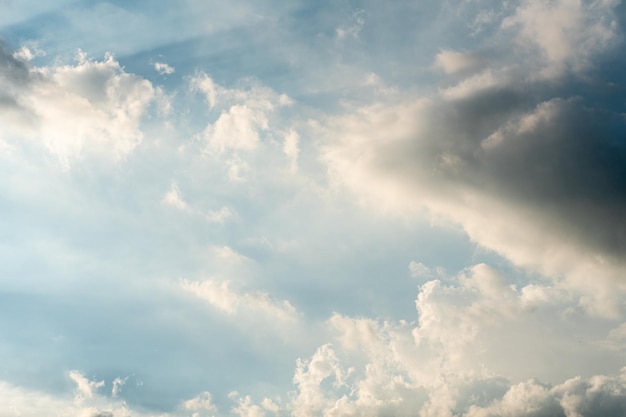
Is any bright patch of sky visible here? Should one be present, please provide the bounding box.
[1,0,626,416]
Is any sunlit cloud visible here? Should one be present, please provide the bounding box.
[1,0,625,415]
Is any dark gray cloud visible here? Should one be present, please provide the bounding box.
[322,1,626,301]
[0,41,33,114]
[380,89,626,260]
[0,41,29,84]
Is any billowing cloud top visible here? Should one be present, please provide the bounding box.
[0,1,626,416]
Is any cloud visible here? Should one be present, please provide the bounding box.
[162,182,238,223]
[464,372,626,417]
[12,43,45,62]
[230,393,269,417]
[502,0,619,77]
[208,104,268,152]
[0,45,155,169]
[184,391,217,417]
[408,261,436,279]
[161,181,190,212]
[5,364,626,417]
[2,3,626,417]
[319,0,626,316]
[69,370,105,400]
[336,9,365,40]
[0,262,623,416]
[212,245,251,263]
[154,62,175,75]
[190,72,292,153]
[179,278,298,322]
[435,50,483,74]
[0,372,154,417]
[206,206,238,223]
[283,129,299,172]
[111,377,127,398]
[264,264,626,417]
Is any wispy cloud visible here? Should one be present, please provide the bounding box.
[154,61,175,75]
[180,278,299,322]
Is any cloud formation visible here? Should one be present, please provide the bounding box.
[1,1,626,416]
[155,62,175,75]
[321,0,626,315]
[180,278,299,322]
[191,73,292,153]
[0,45,155,169]
[4,262,626,417]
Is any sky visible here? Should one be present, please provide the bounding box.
[1,0,626,416]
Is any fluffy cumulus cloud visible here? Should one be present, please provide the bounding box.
[146,263,626,417]
[321,0,626,317]
[0,43,155,169]
[3,263,626,416]
[191,72,292,153]
[230,264,626,417]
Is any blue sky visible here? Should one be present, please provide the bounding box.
[1,1,626,416]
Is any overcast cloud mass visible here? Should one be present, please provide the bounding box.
[1,0,626,416]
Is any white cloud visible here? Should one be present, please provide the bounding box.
[231,394,267,417]
[408,261,434,279]
[69,370,105,400]
[212,245,251,263]
[283,129,299,172]
[161,181,190,212]
[0,260,620,416]
[435,50,483,74]
[1,3,625,417]
[291,344,348,417]
[190,73,292,153]
[0,48,155,170]
[0,374,217,417]
[0,373,148,417]
[206,206,238,224]
[5,361,626,417]
[12,44,45,62]
[161,182,238,223]
[336,9,365,40]
[180,278,298,322]
[502,0,619,77]
[184,391,217,417]
[439,69,511,100]
[227,157,250,182]
[154,62,175,75]
[268,263,626,417]
[207,104,268,152]
[191,73,219,108]
[111,377,127,398]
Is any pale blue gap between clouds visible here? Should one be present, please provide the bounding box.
[1,0,626,416]
[0,0,501,103]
